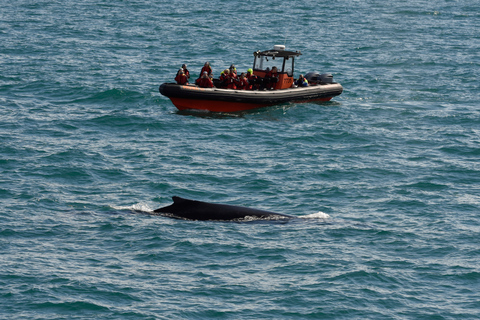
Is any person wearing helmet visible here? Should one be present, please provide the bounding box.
[246,68,258,90]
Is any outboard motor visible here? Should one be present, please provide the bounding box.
[305,72,334,84]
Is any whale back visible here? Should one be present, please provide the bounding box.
[154,196,292,221]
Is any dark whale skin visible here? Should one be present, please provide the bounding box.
[154,196,293,221]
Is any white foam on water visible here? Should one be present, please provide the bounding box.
[111,203,155,213]
[301,211,330,219]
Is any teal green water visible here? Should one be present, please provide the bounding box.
[1,0,479,319]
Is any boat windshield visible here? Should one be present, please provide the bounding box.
[254,55,294,76]
[254,55,279,72]
[253,56,276,70]
[283,56,294,77]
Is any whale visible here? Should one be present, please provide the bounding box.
[154,196,294,221]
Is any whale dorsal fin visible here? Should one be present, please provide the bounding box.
[172,196,188,203]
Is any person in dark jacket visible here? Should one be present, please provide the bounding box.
[295,74,309,87]
[246,68,259,90]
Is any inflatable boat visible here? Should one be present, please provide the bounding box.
[159,46,343,113]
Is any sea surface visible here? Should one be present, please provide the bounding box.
[1,0,479,319]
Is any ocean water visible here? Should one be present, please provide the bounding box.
[1,0,479,319]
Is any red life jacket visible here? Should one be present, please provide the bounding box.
[225,74,236,89]
[219,73,229,88]
[236,77,249,90]
[265,71,278,89]
[175,74,188,85]
[200,66,212,76]
[197,77,214,88]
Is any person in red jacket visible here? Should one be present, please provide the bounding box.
[181,64,190,80]
[224,69,237,89]
[196,71,214,88]
[174,69,188,85]
[219,69,229,88]
[265,66,279,89]
[229,64,237,77]
[200,62,213,77]
[235,73,250,90]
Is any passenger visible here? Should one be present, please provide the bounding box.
[235,73,249,90]
[264,67,270,79]
[260,67,271,90]
[295,74,309,87]
[174,69,188,85]
[181,64,190,79]
[271,66,279,78]
[196,71,214,88]
[246,68,259,90]
[229,64,237,77]
[219,69,236,89]
[265,66,279,89]
[219,69,230,88]
[200,62,213,77]
[225,69,237,89]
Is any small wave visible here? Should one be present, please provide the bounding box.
[302,211,331,219]
[111,203,155,213]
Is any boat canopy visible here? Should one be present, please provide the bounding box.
[253,46,302,77]
[253,49,302,59]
